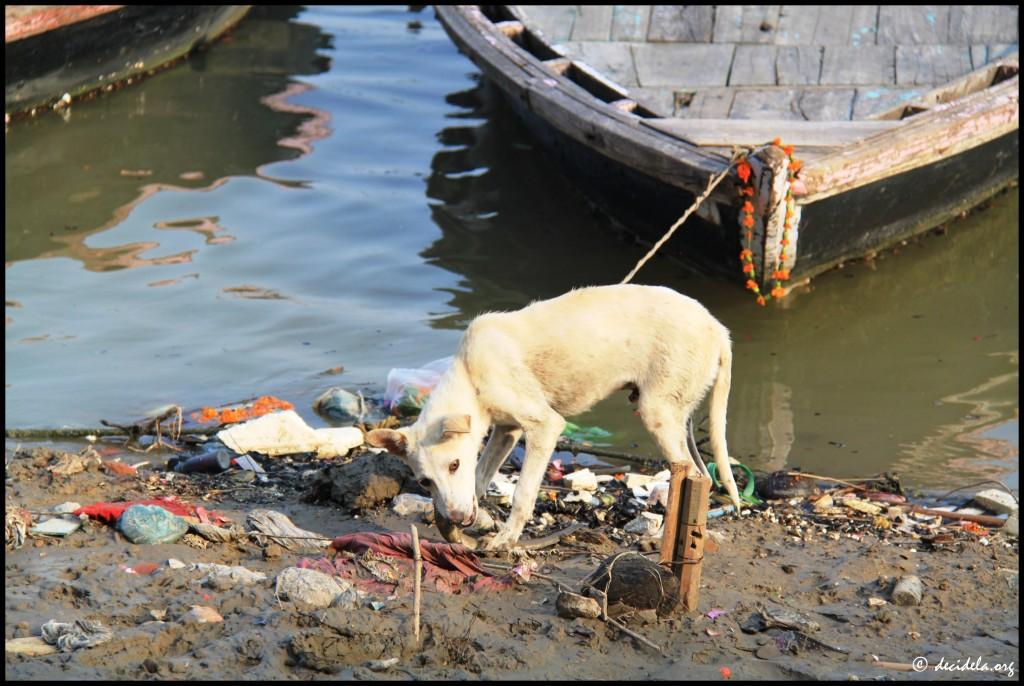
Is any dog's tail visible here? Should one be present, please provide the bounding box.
[708,337,742,511]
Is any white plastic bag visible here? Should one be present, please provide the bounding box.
[384,356,453,416]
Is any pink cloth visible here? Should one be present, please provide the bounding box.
[297,532,514,594]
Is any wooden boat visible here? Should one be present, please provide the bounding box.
[5,5,251,115]
[435,5,1019,293]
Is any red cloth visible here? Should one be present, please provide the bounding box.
[297,532,514,594]
[74,497,227,526]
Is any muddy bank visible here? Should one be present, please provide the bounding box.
[5,442,1019,681]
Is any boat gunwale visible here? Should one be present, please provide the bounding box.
[439,5,1019,205]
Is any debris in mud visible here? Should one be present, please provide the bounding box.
[191,395,294,427]
[48,447,102,477]
[300,531,519,595]
[556,591,602,619]
[217,410,363,458]
[118,504,190,544]
[276,567,354,609]
[305,450,419,511]
[6,506,32,549]
[384,356,452,416]
[313,387,387,426]
[247,509,329,552]
[583,552,679,617]
[40,618,113,652]
[890,575,923,606]
[182,605,224,624]
[392,492,434,517]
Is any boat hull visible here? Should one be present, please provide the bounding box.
[507,89,1019,280]
[5,5,251,114]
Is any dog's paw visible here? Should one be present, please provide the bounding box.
[478,527,516,552]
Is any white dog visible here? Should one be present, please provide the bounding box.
[367,284,741,550]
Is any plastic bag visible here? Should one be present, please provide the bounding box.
[384,356,453,417]
[118,504,189,544]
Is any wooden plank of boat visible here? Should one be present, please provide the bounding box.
[642,118,900,149]
[435,5,1018,290]
[5,5,251,115]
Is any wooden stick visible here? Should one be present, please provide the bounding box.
[908,505,1006,527]
[411,524,422,643]
[679,471,711,612]
[659,463,689,574]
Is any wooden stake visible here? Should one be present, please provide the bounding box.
[411,524,422,643]
[678,471,711,611]
[659,462,689,575]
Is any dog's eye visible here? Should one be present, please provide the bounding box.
[449,460,459,474]
[419,478,433,490]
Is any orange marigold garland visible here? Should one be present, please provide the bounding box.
[736,139,801,305]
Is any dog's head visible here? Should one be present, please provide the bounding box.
[366,413,480,527]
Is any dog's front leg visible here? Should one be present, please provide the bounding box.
[475,425,523,499]
[480,415,564,550]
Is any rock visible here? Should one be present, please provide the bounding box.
[305,451,417,512]
[868,597,888,607]
[275,567,353,609]
[51,502,82,514]
[762,606,821,632]
[1004,510,1018,537]
[556,592,602,619]
[5,637,58,657]
[891,576,923,606]
[167,657,191,673]
[972,489,1018,516]
[564,469,598,492]
[182,605,223,624]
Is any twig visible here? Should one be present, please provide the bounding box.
[783,471,872,491]
[412,524,422,644]
[605,615,663,655]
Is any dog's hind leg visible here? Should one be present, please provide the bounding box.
[475,425,523,498]
[638,398,699,470]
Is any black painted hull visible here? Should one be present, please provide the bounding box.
[5,6,251,114]
[505,88,1019,282]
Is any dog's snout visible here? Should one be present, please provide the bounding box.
[448,499,477,528]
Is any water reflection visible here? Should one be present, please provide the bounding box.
[423,77,663,327]
[3,6,331,270]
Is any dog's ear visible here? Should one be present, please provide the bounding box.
[440,414,471,438]
[365,428,412,457]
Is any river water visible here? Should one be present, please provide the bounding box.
[5,6,1018,491]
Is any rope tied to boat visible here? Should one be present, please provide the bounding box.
[620,141,803,305]
[620,148,747,285]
